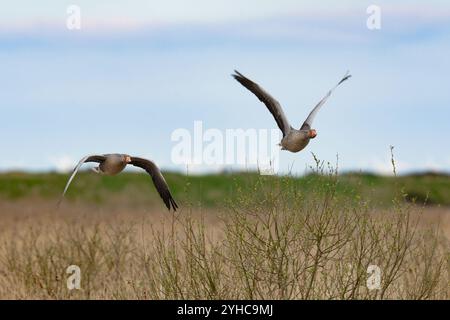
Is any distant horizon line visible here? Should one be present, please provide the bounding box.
[1,168,448,178]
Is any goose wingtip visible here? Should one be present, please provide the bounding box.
[232,69,244,78]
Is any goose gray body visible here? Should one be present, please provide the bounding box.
[280,129,311,152]
[98,154,128,175]
[232,70,351,153]
[59,154,178,211]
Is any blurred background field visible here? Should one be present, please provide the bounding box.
[1,170,449,208]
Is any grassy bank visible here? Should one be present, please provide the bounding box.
[0,170,449,208]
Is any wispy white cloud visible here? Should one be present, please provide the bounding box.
[0,159,27,172]
[356,156,450,175]
[48,155,76,173]
[1,1,450,37]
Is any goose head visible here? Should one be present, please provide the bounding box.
[308,129,317,139]
[124,155,132,164]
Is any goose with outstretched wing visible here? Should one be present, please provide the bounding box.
[59,154,178,211]
[232,70,351,153]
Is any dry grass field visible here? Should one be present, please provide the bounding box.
[0,164,449,299]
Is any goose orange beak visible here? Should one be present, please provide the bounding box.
[309,129,317,139]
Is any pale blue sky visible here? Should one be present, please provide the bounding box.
[1,1,449,174]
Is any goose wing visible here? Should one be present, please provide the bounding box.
[301,71,351,130]
[58,155,106,205]
[233,70,291,137]
[129,157,178,211]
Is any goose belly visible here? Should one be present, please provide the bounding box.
[99,161,126,175]
[281,132,310,153]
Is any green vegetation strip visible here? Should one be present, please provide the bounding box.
[0,171,449,207]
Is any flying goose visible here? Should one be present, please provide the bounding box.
[59,154,178,211]
[232,70,351,153]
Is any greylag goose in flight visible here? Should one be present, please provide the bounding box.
[59,154,178,211]
[232,70,351,153]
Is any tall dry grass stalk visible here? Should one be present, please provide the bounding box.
[0,155,448,299]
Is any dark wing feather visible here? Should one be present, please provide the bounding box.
[301,71,351,130]
[129,157,178,211]
[85,155,107,163]
[232,70,291,136]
